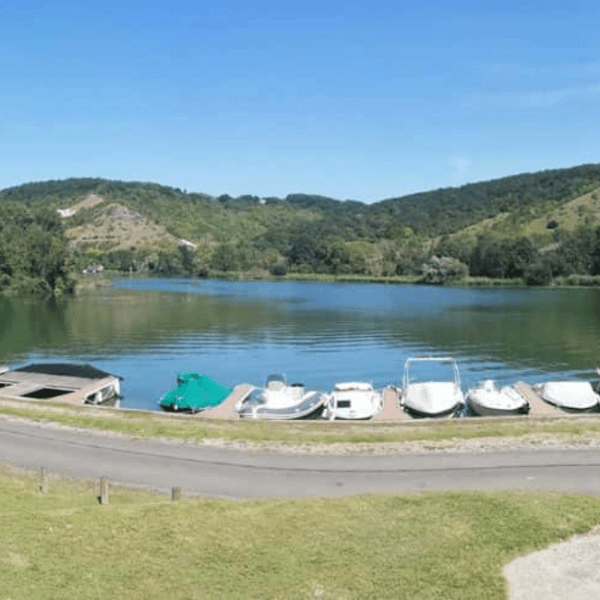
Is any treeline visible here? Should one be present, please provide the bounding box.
[88,221,600,289]
[434,225,600,285]
[2,163,600,289]
[0,203,75,295]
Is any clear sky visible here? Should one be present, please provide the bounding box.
[1,0,599,202]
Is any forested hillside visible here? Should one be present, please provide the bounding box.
[1,162,600,290]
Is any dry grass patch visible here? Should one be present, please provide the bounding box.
[67,202,178,251]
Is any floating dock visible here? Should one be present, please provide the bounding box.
[513,382,564,416]
[0,363,121,406]
[372,386,412,421]
[203,384,253,419]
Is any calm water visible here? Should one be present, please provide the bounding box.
[1,278,600,411]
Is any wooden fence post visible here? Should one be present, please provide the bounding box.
[39,467,48,493]
[99,477,109,504]
[171,487,181,501]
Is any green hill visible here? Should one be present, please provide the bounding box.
[1,163,600,287]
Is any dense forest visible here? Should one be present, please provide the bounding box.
[0,203,74,295]
[1,162,600,293]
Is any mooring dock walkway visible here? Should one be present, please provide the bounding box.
[513,382,564,416]
[203,384,253,419]
[205,384,414,422]
[372,386,412,421]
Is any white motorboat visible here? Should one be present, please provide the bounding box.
[466,380,529,417]
[322,382,383,420]
[533,381,600,412]
[236,374,328,420]
[400,357,464,418]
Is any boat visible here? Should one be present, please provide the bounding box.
[0,363,121,406]
[400,357,464,418]
[466,380,529,417]
[236,374,328,420]
[159,373,232,413]
[532,380,600,412]
[322,382,383,420]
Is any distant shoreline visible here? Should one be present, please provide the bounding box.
[72,270,600,291]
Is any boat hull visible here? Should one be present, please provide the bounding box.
[237,389,328,420]
[466,383,529,417]
[401,402,461,419]
[401,382,464,418]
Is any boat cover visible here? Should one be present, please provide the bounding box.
[160,373,232,412]
[403,381,463,416]
[466,381,528,415]
[537,381,600,411]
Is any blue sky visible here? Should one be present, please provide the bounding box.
[1,0,599,202]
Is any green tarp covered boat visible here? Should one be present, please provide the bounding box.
[159,373,232,413]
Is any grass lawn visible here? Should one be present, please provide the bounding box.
[2,398,600,449]
[1,464,600,599]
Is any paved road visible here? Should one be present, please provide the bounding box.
[2,419,600,498]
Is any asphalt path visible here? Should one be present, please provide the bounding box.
[1,419,600,498]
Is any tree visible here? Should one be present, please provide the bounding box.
[0,203,74,295]
[469,236,507,278]
[504,237,538,279]
[555,226,596,274]
[524,260,553,286]
[589,226,600,276]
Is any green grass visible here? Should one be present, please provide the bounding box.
[3,398,600,448]
[2,464,600,599]
[456,277,525,288]
[200,271,423,284]
[282,273,422,284]
[553,274,600,288]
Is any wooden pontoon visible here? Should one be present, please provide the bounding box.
[0,363,121,406]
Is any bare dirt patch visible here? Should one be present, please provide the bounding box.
[67,202,177,251]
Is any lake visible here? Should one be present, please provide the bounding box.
[1,278,600,411]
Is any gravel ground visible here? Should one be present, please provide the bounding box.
[504,526,600,599]
[3,410,600,455]
[195,433,600,455]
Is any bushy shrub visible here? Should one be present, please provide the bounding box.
[421,256,468,284]
[562,274,600,287]
[524,261,553,286]
[270,264,288,276]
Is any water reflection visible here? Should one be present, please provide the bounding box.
[1,279,600,410]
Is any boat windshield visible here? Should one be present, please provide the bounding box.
[266,374,287,390]
[404,358,460,386]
